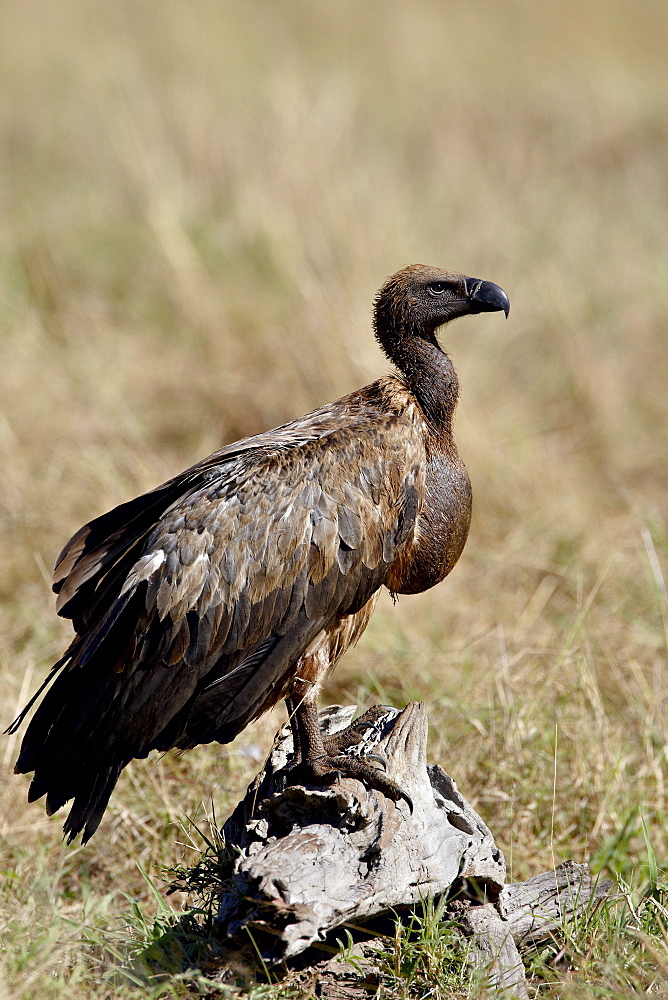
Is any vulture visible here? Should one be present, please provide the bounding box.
[7,265,509,843]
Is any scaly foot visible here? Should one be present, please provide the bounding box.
[286,699,412,811]
[298,750,413,812]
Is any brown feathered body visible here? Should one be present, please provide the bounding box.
[9,265,508,843]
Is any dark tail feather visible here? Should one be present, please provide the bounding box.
[11,593,139,781]
[6,585,136,743]
[24,757,127,844]
[4,641,81,737]
[58,761,127,844]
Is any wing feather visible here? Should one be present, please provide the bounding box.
[12,379,428,838]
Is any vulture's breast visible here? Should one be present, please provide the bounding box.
[386,445,472,596]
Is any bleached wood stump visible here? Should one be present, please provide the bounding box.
[216,703,611,996]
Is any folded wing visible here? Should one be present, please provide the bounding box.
[11,385,425,841]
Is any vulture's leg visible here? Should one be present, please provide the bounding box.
[291,699,412,810]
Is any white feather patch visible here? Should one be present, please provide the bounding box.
[120,549,166,596]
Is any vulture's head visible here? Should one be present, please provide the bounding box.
[373,264,509,349]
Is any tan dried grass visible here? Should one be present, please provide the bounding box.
[0,2,666,995]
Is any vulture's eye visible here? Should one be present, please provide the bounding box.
[427,282,449,296]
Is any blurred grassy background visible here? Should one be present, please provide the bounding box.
[0,1,666,996]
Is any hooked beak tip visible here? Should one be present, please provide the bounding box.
[464,276,510,318]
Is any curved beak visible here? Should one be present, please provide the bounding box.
[464,276,510,318]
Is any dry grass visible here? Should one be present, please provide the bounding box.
[1,1,667,996]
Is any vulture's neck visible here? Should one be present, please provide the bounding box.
[375,319,459,436]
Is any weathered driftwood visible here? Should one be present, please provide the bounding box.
[216,703,611,993]
[286,862,611,1000]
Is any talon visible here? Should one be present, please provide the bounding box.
[332,751,387,771]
